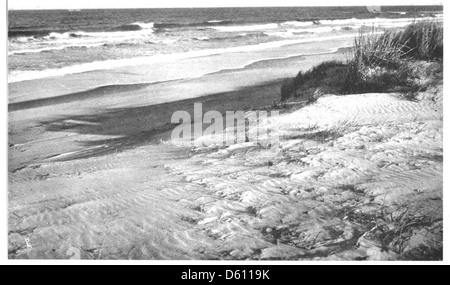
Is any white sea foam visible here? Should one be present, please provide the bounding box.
[9,27,158,56]
[281,21,316,27]
[46,32,84,40]
[13,22,155,44]
[8,43,105,55]
[212,23,279,32]
[193,36,210,41]
[11,32,88,43]
[131,22,156,30]
[319,16,442,27]
[267,26,335,38]
[207,20,230,23]
[300,26,335,34]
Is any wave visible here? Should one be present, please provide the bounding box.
[205,20,233,26]
[9,30,54,38]
[10,14,441,39]
[209,16,441,34]
[212,23,279,32]
[207,20,232,24]
[267,26,336,38]
[153,20,233,29]
[129,22,155,30]
[114,24,144,32]
[9,22,158,55]
[9,40,153,56]
[46,32,89,39]
[8,20,229,39]
[281,21,317,27]
[11,32,82,43]
[112,22,155,32]
[10,21,156,41]
[317,15,442,27]
[9,29,94,40]
[193,32,268,42]
[301,26,335,33]
[193,36,211,41]
[10,31,90,43]
[9,43,106,55]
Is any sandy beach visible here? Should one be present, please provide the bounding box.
[8,9,443,260]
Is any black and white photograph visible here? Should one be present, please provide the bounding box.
[3,0,447,264]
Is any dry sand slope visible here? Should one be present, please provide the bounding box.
[9,87,443,260]
[168,90,443,260]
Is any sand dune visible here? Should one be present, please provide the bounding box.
[167,92,443,260]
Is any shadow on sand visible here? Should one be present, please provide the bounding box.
[35,79,284,161]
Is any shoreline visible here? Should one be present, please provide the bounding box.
[8,35,356,104]
[9,48,349,170]
[10,48,346,112]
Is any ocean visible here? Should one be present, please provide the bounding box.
[8,6,443,84]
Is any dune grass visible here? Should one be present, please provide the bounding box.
[351,21,444,68]
[281,61,347,102]
[342,21,443,95]
[395,21,443,61]
[281,21,443,102]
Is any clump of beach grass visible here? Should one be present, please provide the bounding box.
[342,21,443,95]
[397,21,443,61]
[281,21,443,102]
[281,61,348,102]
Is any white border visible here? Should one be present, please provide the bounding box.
[1,0,448,265]
[1,1,9,266]
[7,0,445,10]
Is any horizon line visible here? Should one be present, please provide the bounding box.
[8,4,444,11]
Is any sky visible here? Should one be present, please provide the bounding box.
[8,0,443,10]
